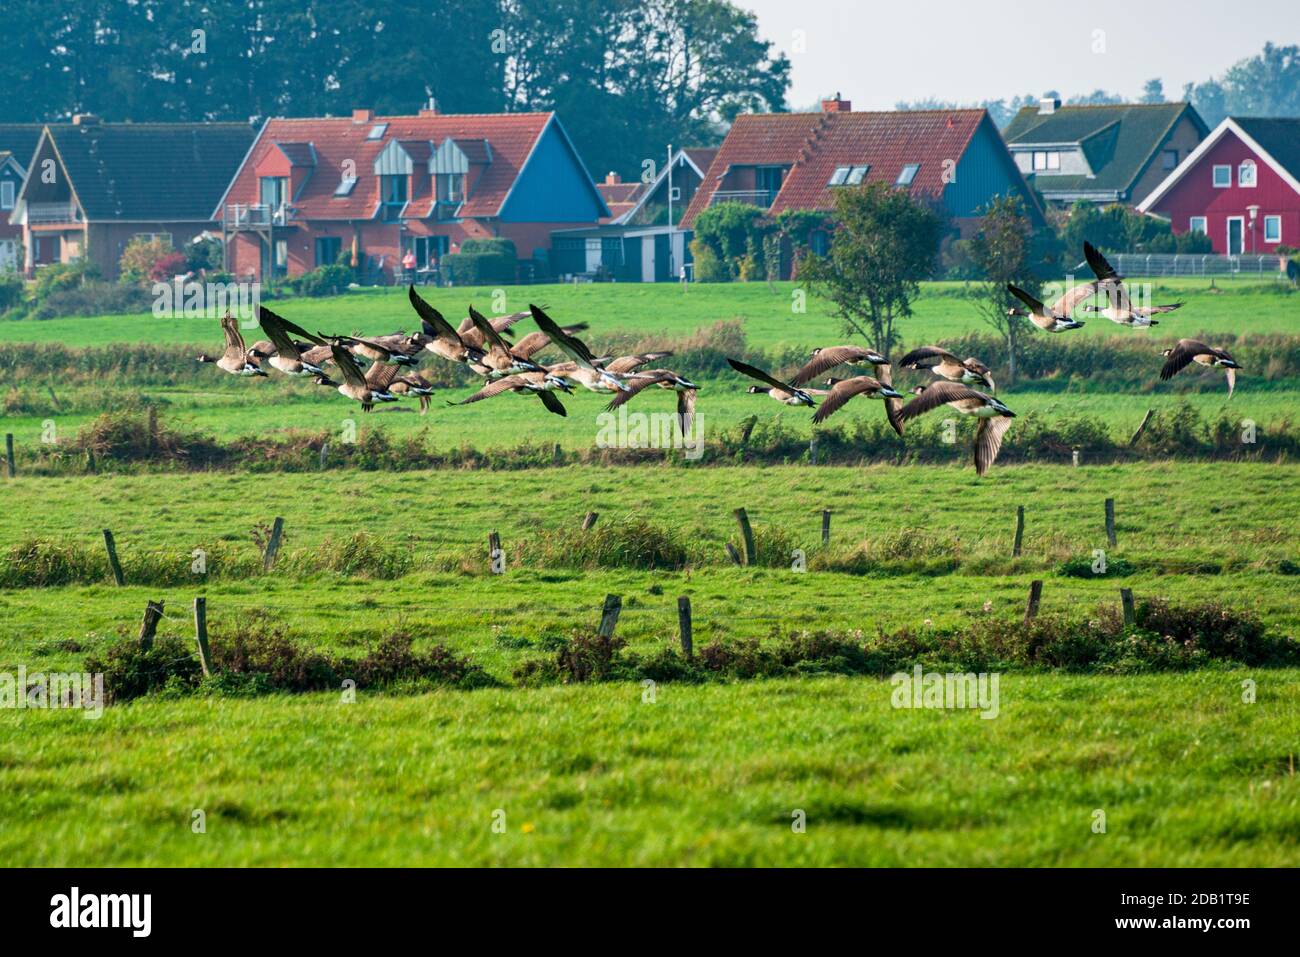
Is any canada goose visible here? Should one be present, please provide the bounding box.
[727,358,822,407]
[790,345,887,386]
[507,323,590,361]
[530,304,631,391]
[258,306,328,376]
[1080,296,1183,326]
[879,363,905,437]
[1159,339,1241,397]
[457,309,531,349]
[1007,284,1087,332]
[602,369,699,436]
[466,305,547,378]
[386,372,436,413]
[811,375,903,424]
[407,286,484,365]
[897,346,996,391]
[197,315,268,376]
[605,352,674,374]
[328,343,399,411]
[450,372,569,416]
[898,381,1016,476]
[324,332,420,366]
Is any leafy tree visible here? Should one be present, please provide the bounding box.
[799,182,941,357]
[968,196,1042,385]
[690,201,768,280]
[1141,79,1166,104]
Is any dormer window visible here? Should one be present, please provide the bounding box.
[895,163,921,187]
[1238,160,1257,187]
[0,180,13,210]
[437,172,464,204]
[380,174,408,221]
[1032,151,1060,171]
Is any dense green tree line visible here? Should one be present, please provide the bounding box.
[0,0,788,178]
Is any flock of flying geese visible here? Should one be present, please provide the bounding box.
[197,242,1241,477]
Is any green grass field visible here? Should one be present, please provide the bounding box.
[1,279,1297,866]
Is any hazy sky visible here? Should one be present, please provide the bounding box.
[743,0,1300,110]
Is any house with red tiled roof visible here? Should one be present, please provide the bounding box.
[680,97,1044,271]
[214,107,609,283]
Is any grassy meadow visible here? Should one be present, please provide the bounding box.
[1,278,1298,866]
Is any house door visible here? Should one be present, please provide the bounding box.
[1226,217,1244,256]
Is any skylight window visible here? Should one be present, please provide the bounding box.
[896,163,920,187]
[334,176,358,196]
[828,166,851,186]
[846,165,869,185]
[366,123,388,141]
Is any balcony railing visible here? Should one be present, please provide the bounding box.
[223,203,290,229]
[709,189,775,209]
[27,202,82,225]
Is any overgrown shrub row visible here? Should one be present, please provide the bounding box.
[83,598,1300,704]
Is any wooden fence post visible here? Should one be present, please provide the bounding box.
[138,600,164,650]
[598,594,622,639]
[488,531,502,573]
[102,529,125,587]
[821,509,831,546]
[319,441,329,469]
[1129,409,1156,447]
[724,543,742,565]
[1024,580,1043,622]
[677,596,692,657]
[1120,588,1136,627]
[582,511,599,531]
[262,517,285,571]
[1012,505,1025,558]
[809,435,819,464]
[193,597,212,677]
[1072,448,1081,468]
[4,434,14,479]
[733,508,756,566]
[1105,498,1117,547]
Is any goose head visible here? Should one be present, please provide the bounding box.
[544,373,574,393]
[880,385,903,399]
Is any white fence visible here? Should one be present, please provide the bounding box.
[1112,253,1290,279]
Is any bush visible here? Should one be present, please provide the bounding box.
[0,273,24,312]
[442,250,517,285]
[30,280,153,320]
[85,635,204,702]
[294,263,353,297]
[119,237,177,286]
[688,240,728,282]
[33,260,100,300]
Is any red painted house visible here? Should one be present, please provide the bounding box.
[214,107,609,283]
[1138,117,1300,255]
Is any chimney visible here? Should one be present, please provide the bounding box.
[604,171,622,185]
[1038,97,1061,115]
[419,97,439,117]
[821,92,851,113]
[72,113,100,126]
[352,109,374,124]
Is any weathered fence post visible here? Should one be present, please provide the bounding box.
[1072,448,1081,468]
[809,435,819,464]
[488,530,502,573]
[821,509,831,546]
[1024,580,1043,622]
[1013,505,1025,558]
[733,508,756,566]
[4,434,14,479]
[319,441,329,469]
[1120,588,1136,627]
[598,594,622,639]
[138,600,164,651]
[1129,409,1156,447]
[193,596,212,676]
[582,511,599,531]
[677,596,693,657]
[724,543,742,565]
[1105,498,1117,547]
[102,529,125,587]
[262,517,285,571]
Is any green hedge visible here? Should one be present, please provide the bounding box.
[443,249,517,285]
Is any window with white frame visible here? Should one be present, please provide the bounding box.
[1032,151,1060,171]
[895,163,921,187]
[1238,160,1257,187]
[1264,215,1281,243]
[0,180,13,209]
[1189,216,1207,234]
[1212,165,1231,188]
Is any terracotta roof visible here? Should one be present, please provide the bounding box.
[274,141,318,166]
[216,112,555,221]
[681,109,987,226]
[683,147,718,175]
[48,122,256,221]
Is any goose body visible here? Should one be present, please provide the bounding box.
[1081,299,1182,326]
[197,315,268,376]
[1159,339,1240,397]
[811,375,903,424]
[727,357,820,407]
[790,345,887,387]
[329,344,398,411]
[451,371,569,416]
[898,382,1016,476]
[529,304,631,391]
[407,286,485,365]
[603,368,699,437]
[1007,284,1087,332]
[898,346,995,391]
[258,306,327,376]
[466,305,547,378]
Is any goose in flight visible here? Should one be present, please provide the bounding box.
[328,344,399,411]
[449,371,570,416]
[1081,294,1182,327]
[602,369,699,437]
[1159,340,1241,397]
[466,305,548,379]
[196,315,268,376]
[727,358,822,407]
[811,375,903,425]
[897,345,996,391]
[530,304,631,392]
[256,306,329,377]
[324,332,420,366]
[1007,284,1087,332]
[407,286,485,366]
[789,345,887,387]
[897,382,1016,476]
